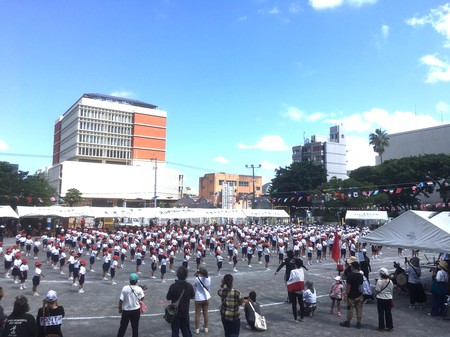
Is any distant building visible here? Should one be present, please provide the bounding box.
[199,173,263,209]
[48,93,183,206]
[378,124,450,164]
[292,125,347,181]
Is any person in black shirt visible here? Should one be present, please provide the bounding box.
[36,290,64,337]
[275,250,304,303]
[340,260,364,329]
[166,266,195,337]
[2,295,37,337]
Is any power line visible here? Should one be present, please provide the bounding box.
[0,152,52,158]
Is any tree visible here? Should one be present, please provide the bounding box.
[64,188,83,206]
[369,128,390,164]
[270,161,327,197]
[0,162,55,207]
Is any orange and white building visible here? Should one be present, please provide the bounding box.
[48,94,182,206]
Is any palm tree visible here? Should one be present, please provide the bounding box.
[369,128,390,164]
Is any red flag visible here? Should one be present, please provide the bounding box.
[332,232,340,264]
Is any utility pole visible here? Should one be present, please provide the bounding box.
[245,164,261,209]
[153,157,158,208]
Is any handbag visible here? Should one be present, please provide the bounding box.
[130,286,147,314]
[164,289,185,323]
[248,302,267,331]
[287,281,304,292]
[388,299,395,308]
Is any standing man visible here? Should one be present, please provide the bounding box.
[340,260,364,329]
[117,273,145,337]
[166,266,195,337]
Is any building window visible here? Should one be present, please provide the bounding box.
[239,181,249,187]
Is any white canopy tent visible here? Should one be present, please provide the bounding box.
[0,206,19,219]
[14,206,289,221]
[361,210,450,252]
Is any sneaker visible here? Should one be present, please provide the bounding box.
[90,269,95,272]
[73,283,78,287]
[60,271,65,275]
[409,305,416,310]
[233,268,238,272]
[112,281,117,285]
[22,285,27,289]
[78,289,85,294]
[194,329,200,334]
[337,312,342,317]
[151,276,156,279]
[293,319,299,323]
[33,292,40,297]
[201,327,208,333]
[266,268,271,271]
[248,265,252,268]
[340,321,350,328]
[68,277,73,281]
[356,322,362,329]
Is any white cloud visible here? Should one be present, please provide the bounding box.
[260,160,279,170]
[309,0,343,10]
[346,135,375,170]
[406,4,450,48]
[420,54,450,83]
[436,101,450,114]
[0,140,8,151]
[381,24,389,39]
[282,106,305,121]
[214,156,229,164]
[110,90,136,98]
[237,135,290,151]
[237,16,248,22]
[308,0,376,10]
[268,7,280,15]
[308,112,326,122]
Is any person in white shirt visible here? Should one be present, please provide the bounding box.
[117,273,145,337]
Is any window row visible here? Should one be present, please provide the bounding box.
[79,121,132,135]
[78,134,131,147]
[80,108,132,123]
[78,146,131,159]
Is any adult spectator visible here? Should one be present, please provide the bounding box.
[218,274,244,337]
[117,273,145,337]
[340,260,364,329]
[166,266,195,337]
[244,291,262,330]
[274,250,296,303]
[193,266,211,334]
[405,257,426,310]
[36,290,65,337]
[375,268,394,331]
[0,287,6,335]
[2,295,37,337]
[429,260,449,316]
[286,258,306,322]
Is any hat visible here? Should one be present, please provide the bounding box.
[22,258,28,264]
[80,260,87,265]
[438,260,448,271]
[379,267,389,276]
[46,290,58,302]
[35,261,42,266]
[129,273,139,281]
[334,276,341,281]
[347,256,358,264]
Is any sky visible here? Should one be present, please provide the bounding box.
[0,0,449,194]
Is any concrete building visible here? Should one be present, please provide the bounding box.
[378,124,450,164]
[292,125,347,181]
[199,172,263,209]
[48,93,183,206]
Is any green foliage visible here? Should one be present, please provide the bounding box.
[270,161,327,196]
[0,161,55,207]
[349,154,450,207]
[63,188,83,206]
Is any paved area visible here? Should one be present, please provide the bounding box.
[0,238,448,337]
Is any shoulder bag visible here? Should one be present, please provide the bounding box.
[248,302,267,331]
[164,289,185,323]
[130,286,147,314]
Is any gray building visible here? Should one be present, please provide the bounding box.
[379,124,450,164]
[292,125,347,181]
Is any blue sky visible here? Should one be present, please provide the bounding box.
[0,0,449,194]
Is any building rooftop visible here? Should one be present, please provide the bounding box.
[82,93,158,110]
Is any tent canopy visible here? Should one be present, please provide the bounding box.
[0,206,19,219]
[361,210,450,252]
[14,206,289,220]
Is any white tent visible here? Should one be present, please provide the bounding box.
[0,206,19,219]
[361,210,450,252]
